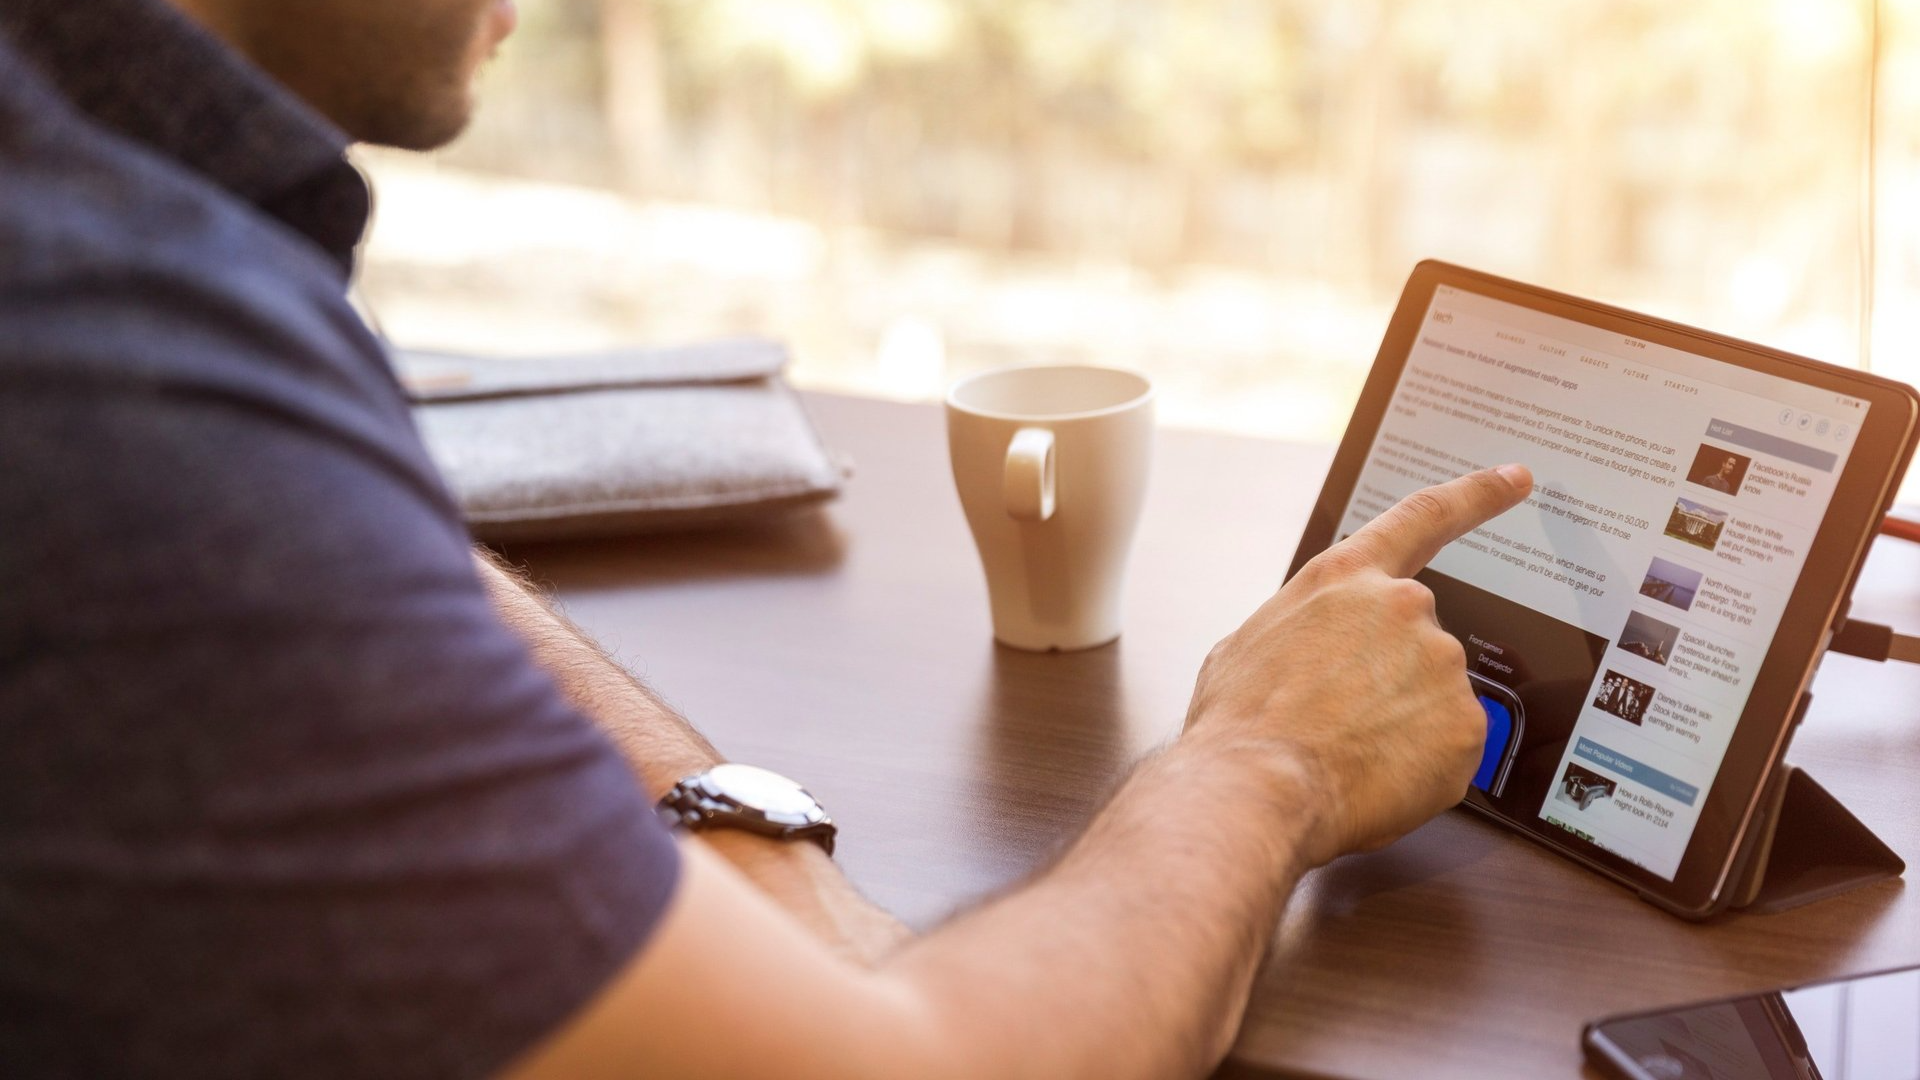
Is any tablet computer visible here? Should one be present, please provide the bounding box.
[1287,261,1920,917]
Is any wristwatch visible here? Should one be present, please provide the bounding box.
[656,763,837,856]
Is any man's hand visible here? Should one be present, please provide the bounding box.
[1184,464,1533,868]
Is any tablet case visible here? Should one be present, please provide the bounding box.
[1704,692,1905,915]
[393,338,848,542]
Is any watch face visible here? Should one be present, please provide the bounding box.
[705,763,820,818]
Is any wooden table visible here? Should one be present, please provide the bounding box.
[510,392,1920,1080]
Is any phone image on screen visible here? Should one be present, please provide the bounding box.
[1467,672,1525,798]
[1585,962,1920,1079]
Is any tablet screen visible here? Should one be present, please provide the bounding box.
[1338,283,1872,881]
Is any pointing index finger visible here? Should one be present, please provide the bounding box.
[1338,465,1533,578]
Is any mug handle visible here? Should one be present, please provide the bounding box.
[1003,427,1057,522]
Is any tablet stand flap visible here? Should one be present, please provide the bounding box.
[1730,766,1904,915]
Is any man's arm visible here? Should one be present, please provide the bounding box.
[507,466,1533,1080]
[473,549,719,801]
[473,549,910,964]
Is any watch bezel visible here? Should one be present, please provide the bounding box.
[688,763,829,829]
[661,764,837,855]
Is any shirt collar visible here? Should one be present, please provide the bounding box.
[0,0,371,275]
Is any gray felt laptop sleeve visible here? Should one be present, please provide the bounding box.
[392,338,847,542]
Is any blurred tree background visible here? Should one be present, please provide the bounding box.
[356,0,1920,444]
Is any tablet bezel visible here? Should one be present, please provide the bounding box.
[1286,261,1919,917]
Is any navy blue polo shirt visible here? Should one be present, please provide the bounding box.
[0,1,680,1076]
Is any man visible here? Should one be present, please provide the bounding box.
[0,1,1533,1076]
[1701,454,1740,494]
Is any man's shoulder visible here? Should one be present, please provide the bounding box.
[0,32,365,386]
[0,33,436,562]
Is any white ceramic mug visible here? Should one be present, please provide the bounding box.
[945,365,1155,651]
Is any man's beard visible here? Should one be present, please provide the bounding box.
[240,0,499,151]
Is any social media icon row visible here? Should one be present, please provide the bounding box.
[1778,407,1850,441]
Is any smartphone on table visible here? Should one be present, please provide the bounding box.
[1585,962,1920,1079]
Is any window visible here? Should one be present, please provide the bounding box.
[359,0,1918,498]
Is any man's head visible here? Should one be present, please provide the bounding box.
[168,0,518,149]
[1718,456,1738,478]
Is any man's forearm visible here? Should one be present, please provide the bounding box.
[472,548,910,963]
[473,549,720,800]
[884,732,1312,1079]
[511,728,1315,1080]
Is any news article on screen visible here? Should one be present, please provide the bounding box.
[1339,287,1861,878]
